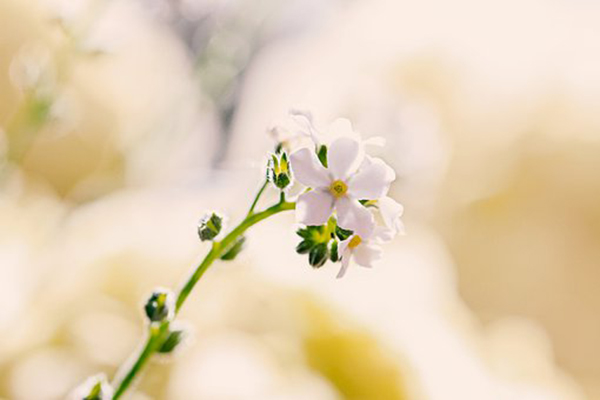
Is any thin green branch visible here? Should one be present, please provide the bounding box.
[247,179,269,216]
[111,196,295,399]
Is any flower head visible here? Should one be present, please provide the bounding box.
[336,228,390,278]
[290,137,395,237]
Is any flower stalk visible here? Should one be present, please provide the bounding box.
[110,188,294,399]
[73,111,405,399]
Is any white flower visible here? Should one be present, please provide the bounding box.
[290,137,395,237]
[336,229,387,278]
[378,196,405,236]
[270,112,385,153]
[269,109,319,150]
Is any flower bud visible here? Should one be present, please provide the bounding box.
[144,288,175,323]
[296,239,313,254]
[309,243,329,268]
[198,212,223,241]
[329,240,339,262]
[268,152,292,190]
[69,374,113,400]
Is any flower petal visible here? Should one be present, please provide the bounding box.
[363,136,386,147]
[348,157,395,200]
[296,190,334,226]
[335,196,374,237]
[336,247,352,278]
[378,196,405,235]
[289,109,320,144]
[328,118,360,141]
[372,226,395,242]
[353,243,382,268]
[290,148,330,188]
[328,137,361,180]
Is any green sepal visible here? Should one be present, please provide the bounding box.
[317,145,328,167]
[275,173,290,189]
[335,225,353,241]
[296,227,312,240]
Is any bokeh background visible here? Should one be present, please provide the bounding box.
[1,0,599,399]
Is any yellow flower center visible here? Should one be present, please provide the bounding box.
[348,235,362,249]
[329,180,348,198]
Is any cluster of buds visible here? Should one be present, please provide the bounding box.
[271,111,405,278]
[295,220,352,268]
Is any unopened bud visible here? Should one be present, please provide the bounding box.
[296,239,313,254]
[309,243,329,268]
[198,212,223,241]
[144,288,175,323]
[329,240,339,262]
[268,152,292,190]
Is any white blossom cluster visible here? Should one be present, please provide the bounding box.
[271,111,405,278]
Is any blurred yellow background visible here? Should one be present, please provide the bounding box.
[1,0,599,399]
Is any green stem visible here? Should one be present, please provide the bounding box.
[247,179,269,216]
[111,197,295,399]
[112,324,169,399]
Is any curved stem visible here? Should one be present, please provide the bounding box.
[111,198,295,399]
